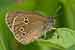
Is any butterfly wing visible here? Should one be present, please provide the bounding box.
[5,11,56,45]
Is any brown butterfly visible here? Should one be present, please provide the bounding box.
[5,11,55,45]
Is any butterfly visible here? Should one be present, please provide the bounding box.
[5,11,56,45]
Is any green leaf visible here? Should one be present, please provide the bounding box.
[66,45,75,50]
[57,0,74,30]
[48,28,75,48]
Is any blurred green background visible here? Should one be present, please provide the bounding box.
[0,0,74,50]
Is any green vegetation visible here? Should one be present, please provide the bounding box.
[0,0,74,50]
